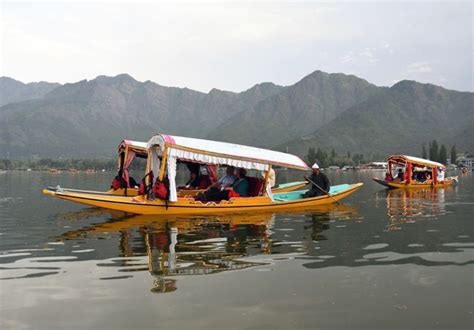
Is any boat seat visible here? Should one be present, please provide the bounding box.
[247,176,264,197]
[198,175,212,189]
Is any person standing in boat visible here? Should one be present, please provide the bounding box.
[303,163,330,198]
[261,168,276,188]
[437,167,445,182]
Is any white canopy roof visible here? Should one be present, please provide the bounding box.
[118,140,148,151]
[388,155,445,169]
[147,134,309,171]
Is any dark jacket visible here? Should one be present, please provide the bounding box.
[309,172,330,193]
[232,178,249,196]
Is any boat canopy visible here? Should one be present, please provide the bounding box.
[118,140,148,153]
[147,134,310,202]
[387,155,446,169]
[147,134,309,171]
[117,140,148,188]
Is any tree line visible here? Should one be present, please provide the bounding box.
[306,141,459,169]
[0,158,121,171]
[421,140,457,165]
[306,147,381,168]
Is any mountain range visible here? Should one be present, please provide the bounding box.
[0,77,60,107]
[284,80,474,156]
[0,71,472,159]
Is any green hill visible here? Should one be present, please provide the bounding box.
[208,70,382,147]
[0,74,282,157]
[0,77,60,106]
[283,80,474,157]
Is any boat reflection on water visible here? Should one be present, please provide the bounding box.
[59,204,360,293]
[384,188,452,231]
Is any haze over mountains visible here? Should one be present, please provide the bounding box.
[0,77,60,107]
[0,71,472,159]
[284,80,474,156]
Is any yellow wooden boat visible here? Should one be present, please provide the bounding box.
[55,139,308,197]
[372,155,457,189]
[44,133,363,215]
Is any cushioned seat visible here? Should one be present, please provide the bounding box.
[246,176,264,197]
[198,175,212,189]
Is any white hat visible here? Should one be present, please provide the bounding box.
[312,163,320,169]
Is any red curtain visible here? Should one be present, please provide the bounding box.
[122,150,136,187]
[206,165,218,183]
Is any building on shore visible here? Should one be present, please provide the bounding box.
[358,162,388,171]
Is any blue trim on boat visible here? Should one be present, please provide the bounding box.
[273,184,351,201]
[276,181,307,189]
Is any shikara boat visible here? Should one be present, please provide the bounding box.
[372,155,457,189]
[56,139,307,197]
[44,134,363,215]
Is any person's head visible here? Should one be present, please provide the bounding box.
[312,163,320,174]
[190,172,198,180]
[398,169,403,173]
[226,166,235,176]
[236,168,246,178]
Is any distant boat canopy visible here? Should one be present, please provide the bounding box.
[387,155,446,170]
[147,133,310,202]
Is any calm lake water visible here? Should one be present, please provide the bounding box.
[0,170,473,329]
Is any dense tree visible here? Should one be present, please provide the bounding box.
[315,148,328,167]
[450,145,457,165]
[307,147,317,165]
[0,158,117,171]
[352,153,365,165]
[439,144,447,165]
[429,140,439,162]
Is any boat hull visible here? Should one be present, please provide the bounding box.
[372,177,456,189]
[43,183,363,215]
[50,181,309,198]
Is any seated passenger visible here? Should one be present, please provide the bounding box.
[129,176,138,188]
[394,169,405,182]
[178,170,201,190]
[415,171,426,182]
[425,171,432,180]
[196,168,248,202]
[231,168,249,197]
[207,166,236,190]
[197,166,213,189]
[384,172,393,182]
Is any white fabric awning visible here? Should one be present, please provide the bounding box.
[388,155,446,169]
[118,140,148,151]
[147,134,309,171]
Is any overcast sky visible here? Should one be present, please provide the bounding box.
[1,1,472,92]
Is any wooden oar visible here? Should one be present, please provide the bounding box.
[305,176,340,205]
